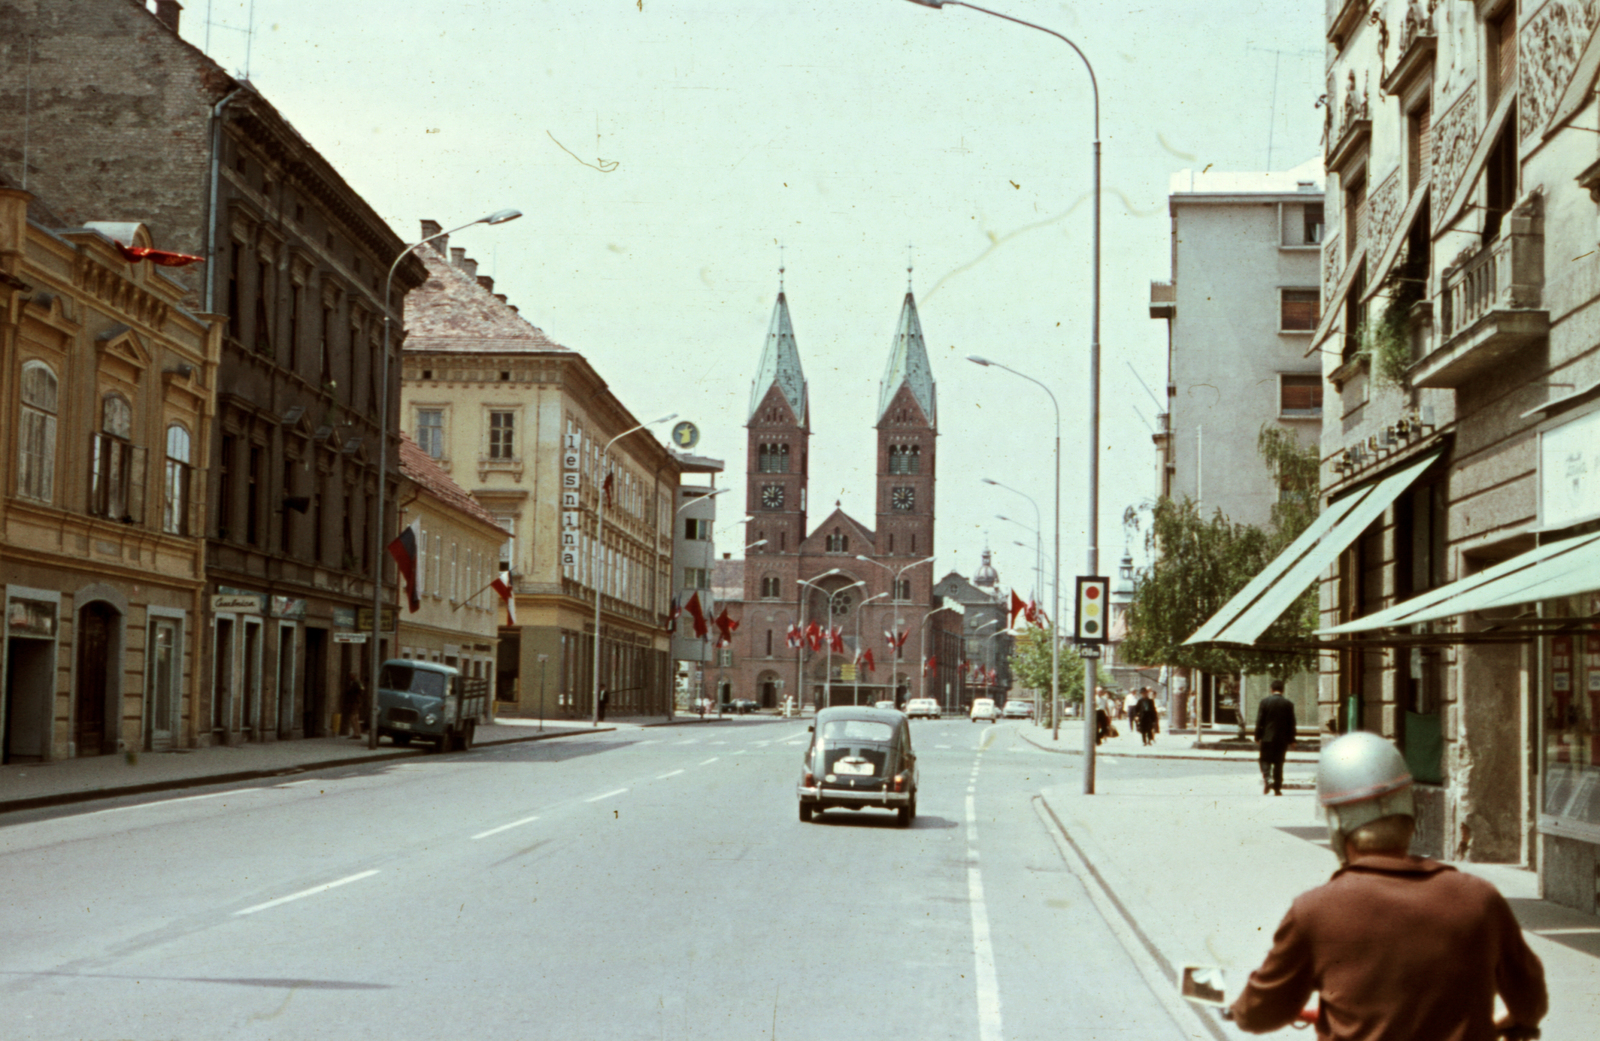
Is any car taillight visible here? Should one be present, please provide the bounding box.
[893,773,906,792]
[803,770,815,786]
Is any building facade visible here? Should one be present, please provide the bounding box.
[712,281,961,711]
[670,455,725,705]
[0,0,426,745]
[399,231,682,721]
[1,190,221,761]
[391,434,503,697]
[933,551,1015,711]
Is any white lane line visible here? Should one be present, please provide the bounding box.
[698,757,720,766]
[935,744,952,749]
[657,769,685,779]
[964,793,1002,1041]
[636,739,661,746]
[709,740,728,745]
[673,739,699,745]
[785,740,806,746]
[87,788,261,816]
[234,870,379,916]
[471,815,540,840]
[586,788,629,803]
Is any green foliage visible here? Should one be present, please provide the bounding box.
[1010,624,1084,705]
[1120,428,1323,678]
[1357,265,1425,389]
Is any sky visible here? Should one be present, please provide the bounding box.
[179,0,1324,604]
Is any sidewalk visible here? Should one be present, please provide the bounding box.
[1017,718,1321,765]
[0,711,772,815]
[1035,769,1599,1040]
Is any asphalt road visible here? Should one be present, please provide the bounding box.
[0,718,1276,1040]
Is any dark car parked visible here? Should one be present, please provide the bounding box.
[797,706,918,826]
[721,698,759,715]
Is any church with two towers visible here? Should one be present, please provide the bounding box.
[715,279,962,711]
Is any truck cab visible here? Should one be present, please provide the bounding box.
[375,659,488,752]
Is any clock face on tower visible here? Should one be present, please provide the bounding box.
[891,486,915,511]
[761,484,785,509]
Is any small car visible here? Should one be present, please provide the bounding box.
[721,698,759,715]
[873,700,897,711]
[798,706,918,827]
[904,697,941,719]
[970,697,999,723]
[1002,701,1033,719]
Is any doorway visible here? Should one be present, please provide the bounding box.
[241,618,262,740]
[146,617,179,751]
[276,624,297,738]
[212,616,235,739]
[303,627,327,736]
[76,603,117,756]
[4,638,54,763]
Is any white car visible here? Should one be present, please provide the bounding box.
[1002,701,1033,719]
[970,698,998,723]
[905,698,941,719]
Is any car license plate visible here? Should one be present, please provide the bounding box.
[391,721,412,731]
[835,760,874,776]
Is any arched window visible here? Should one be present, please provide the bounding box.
[18,361,59,501]
[163,424,192,535]
[91,393,143,522]
[760,575,780,598]
[888,443,921,474]
[758,442,789,473]
[825,528,848,553]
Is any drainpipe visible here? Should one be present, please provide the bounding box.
[204,88,247,314]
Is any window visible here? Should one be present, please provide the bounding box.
[760,575,780,598]
[254,257,273,354]
[246,446,261,545]
[489,411,516,459]
[17,361,58,502]
[684,518,711,540]
[1280,289,1321,332]
[825,529,848,553]
[758,442,789,473]
[894,578,911,601]
[319,301,333,384]
[1279,375,1324,418]
[90,394,144,523]
[280,458,295,553]
[888,444,920,474]
[417,409,444,458]
[226,243,243,338]
[1483,112,1518,241]
[216,435,235,538]
[1407,101,1431,196]
[1344,168,1367,264]
[288,282,301,371]
[684,567,710,590]
[495,515,515,573]
[766,629,774,656]
[1487,6,1516,109]
[163,425,192,535]
[1281,203,1324,246]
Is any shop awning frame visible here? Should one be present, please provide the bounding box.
[1184,448,1444,649]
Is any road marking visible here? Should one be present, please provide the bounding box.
[471,815,540,840]
[656,769,685,779]
[636,739,660,746]
[709,740,728,745]
[965,793,1002,1041]
[87,788,261,816]
[698,757,719,766]
[785,740,806,746]
[673,739,699,745]
[234,870,379,916]
[935,744,952,748]
[586,788,629,803]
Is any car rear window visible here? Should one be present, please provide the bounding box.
[821,719,894,742]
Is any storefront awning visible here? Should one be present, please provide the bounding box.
[1184,449,1443,647]
[1319,528,1600,635]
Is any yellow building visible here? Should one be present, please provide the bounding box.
[392,433,503,692]
[400,225,683,720]
[1,187,221,760]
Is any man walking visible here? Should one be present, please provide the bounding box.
[1254,678,1296,795]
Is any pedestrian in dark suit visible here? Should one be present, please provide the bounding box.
[1254,679,1297,795]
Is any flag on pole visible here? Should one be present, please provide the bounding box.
[685,591,709,638]
[387,519,423,612]
[986,667,998,685]
[490,571,517,625]
[602,471,615,509]
[884,629,908,653]
[828,625,846,654]
[112,240,204,267]
[923,656,937,677]
[786,622,803,649]
[713,607,739,649]
[664,594,682,633]
[1009,589,1030,628]
[805,620,823,652]
[858,648,876,673]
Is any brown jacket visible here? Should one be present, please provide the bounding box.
[1231,855,1546,1041]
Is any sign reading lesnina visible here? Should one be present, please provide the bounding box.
[561,433,581,569]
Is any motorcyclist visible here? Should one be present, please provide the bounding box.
[1228,731,1547,1041]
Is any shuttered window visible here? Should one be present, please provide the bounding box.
[1345,170,1368,264]
[17,360,58,502]
[1490,8,1516,105]
[1409,102,1431,194]
[1281,289,1322,331]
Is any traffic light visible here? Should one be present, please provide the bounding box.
[1074,575,1110,643]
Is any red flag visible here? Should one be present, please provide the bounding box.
[1025,599,1043,626]
[987,667,998,685]
[828,625,846,654]
[490,570,517,626]
[713,607,739,648]
[685,592,708,638]
[602,471,615,510]
[859,648,876,673]
[971,661,983,682]
[884,629,908,653]
[923,656,938,677]
[386,519,423,613]
[112,241,204,267]
[805,620,823,652]
[786,623,803,649]
[1010,589,1029,628]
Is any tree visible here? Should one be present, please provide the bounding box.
[1119,426,1321,678]
[1009,623,1114,719]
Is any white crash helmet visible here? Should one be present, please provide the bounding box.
[1317,731,1414,865]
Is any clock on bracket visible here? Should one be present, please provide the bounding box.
[891,486,915,511]
[761,484,785,509]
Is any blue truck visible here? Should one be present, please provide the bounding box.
[375,659,490,752]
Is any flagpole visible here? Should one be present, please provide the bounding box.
[855,591,887,706]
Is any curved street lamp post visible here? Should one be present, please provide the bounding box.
[794,569,843,714]
[854,591,888,705]
[368,208,521,749]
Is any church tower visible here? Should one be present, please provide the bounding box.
[875,283,937,570]
[745,280,810,575]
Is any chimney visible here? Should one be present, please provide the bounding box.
[460,256,478,279]
[154,1,182,32]
[450,247,465,269]
[476,275,495,294]
[494,293,508,305]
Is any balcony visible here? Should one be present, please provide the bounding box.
[1149,280,1175,319]
[1414,199,1547,389]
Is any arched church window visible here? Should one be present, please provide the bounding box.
[760,575,780,598]
[825,528,848,553]
[758,442,790,473]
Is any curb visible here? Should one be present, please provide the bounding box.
[1015,728,1319,765]
[0,725,609,816]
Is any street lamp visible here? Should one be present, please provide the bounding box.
[592,412,678,727]
[794,568,843,713]
[903,0,1102,793]
[854,591,888,705]
[369,207,521,749]
[919,604,959,703]
[806,579,865,710]
[988,474,1044,601]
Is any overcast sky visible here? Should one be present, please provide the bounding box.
[180,0,1323,603]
